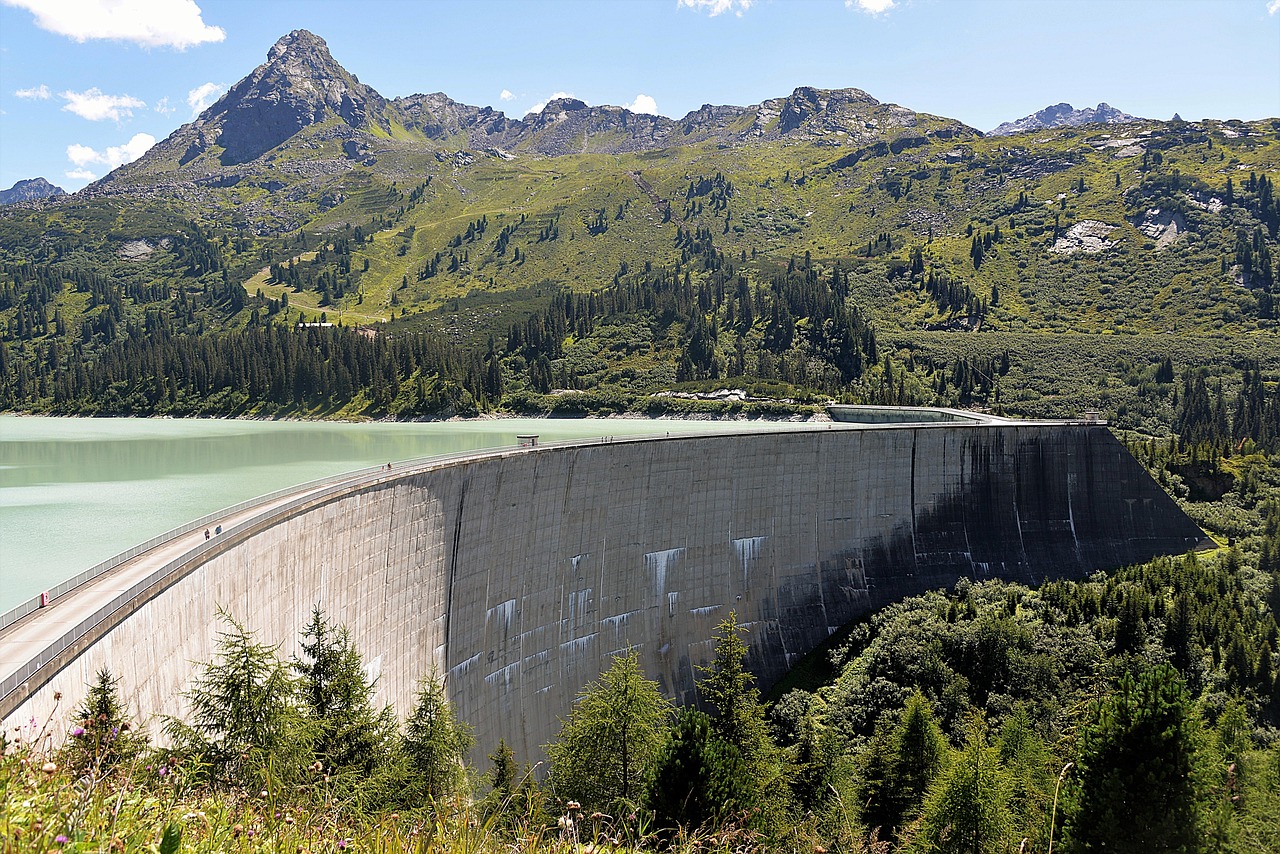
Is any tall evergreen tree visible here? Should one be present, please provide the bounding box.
[293,607,397,776]
[403,674,473,802]
[546,648,672,810]
[1066,665,1208,853]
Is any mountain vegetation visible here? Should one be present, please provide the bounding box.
[0,29,1274,427]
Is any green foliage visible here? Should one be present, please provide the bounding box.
[402,673,473,802]
[293,606,399,779]
[546,648,673,811]
[162,611,313,789]
[1065,665,1208,853]
[908,718,1016,854]
[856,691,949,841]
[646,708,748,832]
[61,668,147,774]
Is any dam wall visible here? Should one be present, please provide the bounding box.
[3,423,1205,765]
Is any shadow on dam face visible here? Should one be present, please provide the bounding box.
[1,421,1206,767]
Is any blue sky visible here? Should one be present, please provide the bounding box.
[1,0,1278,193]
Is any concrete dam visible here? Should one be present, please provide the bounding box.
[1,417,1206,765]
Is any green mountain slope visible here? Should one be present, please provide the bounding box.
[0,30,1277,431]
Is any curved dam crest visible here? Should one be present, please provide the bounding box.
[2,422,1205,765]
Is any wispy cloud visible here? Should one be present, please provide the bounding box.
[675,0,752,16]
[625,94,659,115]
[61,88,145,121]
[15,83,51,100]
[154,96,175,115]
[500,89,515,102]
[1269,0,1280,15]
[527,91,577,116]
[65,167,97,181]
[2,0,225,49]
[677,0,754,17]
[66,132,156,171]
[186,81,224,117]
[846,0,895,14]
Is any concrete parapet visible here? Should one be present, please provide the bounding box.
[1,423,1205,765]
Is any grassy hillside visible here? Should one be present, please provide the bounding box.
[1,116,1277,424]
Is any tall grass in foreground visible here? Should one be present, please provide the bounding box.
[0,703,850,854]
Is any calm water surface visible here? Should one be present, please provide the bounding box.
[0,415,805,613]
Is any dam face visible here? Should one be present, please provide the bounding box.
[2,423,1204,765]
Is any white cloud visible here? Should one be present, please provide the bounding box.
[846,0,895,14]
[65,167,97,181]
[65,132,156,171]
[1269,0,1280,14]
[527,91,577,115]
[500,89,515,102]
[61,87,145,121]
[677,0,753,16]
[67,143,99,166]
[626,94,658,115]
[2,0,226,49]
[186,81,224,116]
[15,84,51,99]
[153,96,175,114]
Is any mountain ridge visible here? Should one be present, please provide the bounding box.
[0,178,66,206]
[97,29,978,197]
[990,102,1142,136]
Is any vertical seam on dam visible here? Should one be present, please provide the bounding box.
[444,477,468,678]
[909,428,918,574]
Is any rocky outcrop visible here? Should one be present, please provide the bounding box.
[991,102,1141,136]
[1050,220,1117,254]
[0,178,65,205]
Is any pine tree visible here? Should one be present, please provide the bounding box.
[1066,665,1208,853]
[547,648,672,810]
[293,607,397,776]
[913,717,1016,854]
[164,611,312,789]
[858,690,948,840]
[63,668,147,773]
[403,673,473,802]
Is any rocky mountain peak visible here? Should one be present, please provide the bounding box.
[193,27,389,165]
[989,102,1142,136]
[0,177,66,206]
[267,28,328,62]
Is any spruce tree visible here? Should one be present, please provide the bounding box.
[293,607,397,776]
[403,674,473,802]
[164,611,312,789]
[546,648,672,810]
[1066,665,1208,853]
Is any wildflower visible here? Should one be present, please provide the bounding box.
[41,761,58,774]
[284,815,295,826]
[567,800,581,811]
[54,692,62,701]
[71,727,85,737]
[158,766,168,777]
[56,835,69,845]
[260,790,269,798]
[338,840,349,850]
